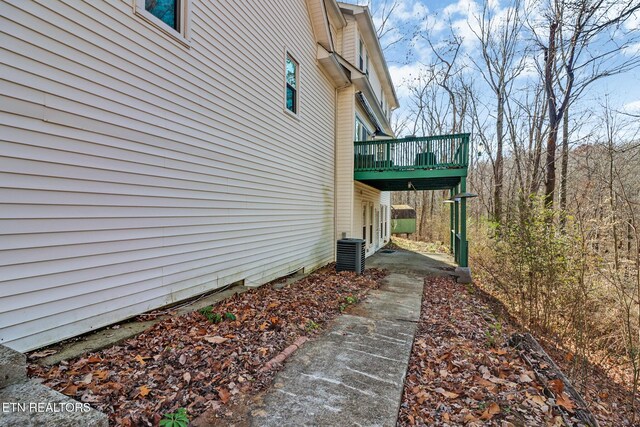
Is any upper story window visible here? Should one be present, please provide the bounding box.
[358,39,366,72]
[146,0,179,30]
[355,116,370,141]
[285,54,299,114]
[135,0,189,42]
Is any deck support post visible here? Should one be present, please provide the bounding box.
[449,188,455,255]
[459,177,468,268]
[454,185,460,264]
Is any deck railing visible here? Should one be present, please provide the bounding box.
[354,133,470,172]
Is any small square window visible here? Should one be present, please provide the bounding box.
[145,0,180,31]
[286,54,298,114]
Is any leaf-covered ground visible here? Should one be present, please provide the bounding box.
[398,276,633,426]
[29,265,386,426]
[387,236,448,254]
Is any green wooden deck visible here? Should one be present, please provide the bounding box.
[353,134,469,191]
[353,133,471,268]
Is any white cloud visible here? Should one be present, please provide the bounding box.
[623,42,640,57]
[389,63,428,99]
[624,100,640,113]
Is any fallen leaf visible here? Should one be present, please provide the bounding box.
[134,355,146,366]
[218,387,231,404]
[179,353,186,365]
[93,370,109,381]
[62,384,78,396]
[80,373,93,384]
[531,395,547,406]
[464,413,479,423]
[556,392,575,412]
[519,373,533,383]
[204,336,228,344]
[434,387,459,399]
[480,402,501,420]
[80,392,100,403]
[183,372,191,384]
[548,379,564,395]
[29,349,57,359]
[139,385,150,398]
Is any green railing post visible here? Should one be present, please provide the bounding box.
[386,142,391,168]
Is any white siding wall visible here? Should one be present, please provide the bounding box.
[0,0,336,351]
[342,16,358,64]
[354,182,389,256]
[334,86,355,239]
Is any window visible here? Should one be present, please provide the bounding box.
[285,54,298,114]
[358,39,365,72]
[362,205,367,241]
[355,116,370,141]
[146,0,179,31]
[136,0,189,41]
[369,204,374,244]
[380,205,383,239]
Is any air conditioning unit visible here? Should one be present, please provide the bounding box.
[336,238,366,274]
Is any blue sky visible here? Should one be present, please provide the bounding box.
[352,0,640,122]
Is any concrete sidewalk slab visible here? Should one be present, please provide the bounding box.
[248,266,424,427]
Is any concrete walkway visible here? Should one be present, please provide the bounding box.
[248,250,456,427]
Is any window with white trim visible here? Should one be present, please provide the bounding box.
[358,38,366,72]
[136,0,189,39]
[285,54,299,114]
[355,116,370,141]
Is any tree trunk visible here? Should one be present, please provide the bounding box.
[559,108,569,229]
[494,96,504,222]
[543,21,559,209]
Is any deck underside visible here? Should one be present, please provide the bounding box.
[354,176,461,191]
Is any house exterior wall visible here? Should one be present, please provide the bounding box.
[354,182,390,256]
[334,86,355,240]
[0,0,336,351]
[341,15,358,64]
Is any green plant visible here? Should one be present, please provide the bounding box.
[225,312,237,321]
[345,295,358,305]
[199,306,223,323]
[485,321,503,348]
[159,408,189,427]
[339,303,347,312]
[305,320,320,331]
[465,283,475,294]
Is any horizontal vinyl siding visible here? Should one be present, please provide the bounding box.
[354,182,389,255]
[342,16,357,65]
[335,86,355,239]
[0,0,336,351]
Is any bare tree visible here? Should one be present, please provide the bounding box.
[470,0,527,222]
[531,0,640,208]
